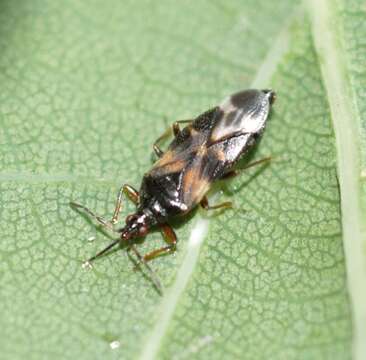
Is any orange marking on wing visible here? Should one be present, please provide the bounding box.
[188,125,199,136]
[161,160,186,174]
[183,166,197,192]
[196,145,207,157]
[151,150,186,176]
[183,165,211,206]
[155,150,175,167]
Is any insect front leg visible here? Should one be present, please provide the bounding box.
[70,184,139,230]
[221,156,272,179]
[70,201,117,232]
[153,119,193,157]
[111,184,139,224]
[72,184,139,266]
[200,196,233,211]
[141,224,178,262]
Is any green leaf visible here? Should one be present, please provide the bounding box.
[0,0,364,359]
[308,1,366,358]
[156,17,352,360]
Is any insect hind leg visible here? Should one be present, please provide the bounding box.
[200,196,233,211]
[222,156,272,179]
[138,224,178,263]
[200,157,271,213]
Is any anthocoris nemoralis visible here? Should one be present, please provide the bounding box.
[71,89,276,292]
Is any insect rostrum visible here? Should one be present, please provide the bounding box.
[71,89,276,291]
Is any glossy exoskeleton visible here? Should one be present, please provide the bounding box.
[71,89,276,291]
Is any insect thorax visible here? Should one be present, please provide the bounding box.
[138,172,188,223]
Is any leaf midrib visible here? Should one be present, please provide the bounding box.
[308,0,366,359]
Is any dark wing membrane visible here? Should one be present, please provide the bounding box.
[150,107,221,178]
[147,105,257,212]
[208,133,255,170]
[148,108,224,211]
[149,132,200,178]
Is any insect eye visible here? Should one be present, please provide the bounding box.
[139,225,148,237]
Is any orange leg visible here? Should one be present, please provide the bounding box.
[71,184,140,263]
[70,184,139,231]
[111,184,139,224]
[142,224,177,262]
[200,196,233,211]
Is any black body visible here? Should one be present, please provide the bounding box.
[135,89,275,228]
[71,89,276,291]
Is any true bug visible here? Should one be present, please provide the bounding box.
[71,89,276,291]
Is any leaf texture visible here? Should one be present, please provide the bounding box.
[0,0,363,359]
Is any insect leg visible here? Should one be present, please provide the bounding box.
[111,184,139,224]
[76,185,140,266]
[222,156,272,179]
[153,119,192,157]
[141,224,178,262]
[70,184,139,231]
[129,245,163,294]
[70,202,117,232]
[200,196,233,211]
[172,119,192,136]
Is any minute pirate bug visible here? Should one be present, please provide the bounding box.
[71,89,276,292]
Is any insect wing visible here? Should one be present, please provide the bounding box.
[210,89,271,143]
[181,150,217,207]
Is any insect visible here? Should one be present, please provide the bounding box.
[71,89,276,292]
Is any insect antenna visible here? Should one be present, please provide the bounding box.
[129,245,163,294]
[86,238,121,264]
[71,201,163,292]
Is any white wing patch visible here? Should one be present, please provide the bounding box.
[210,94,269,142]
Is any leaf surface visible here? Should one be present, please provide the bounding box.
[0,1,362,359]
